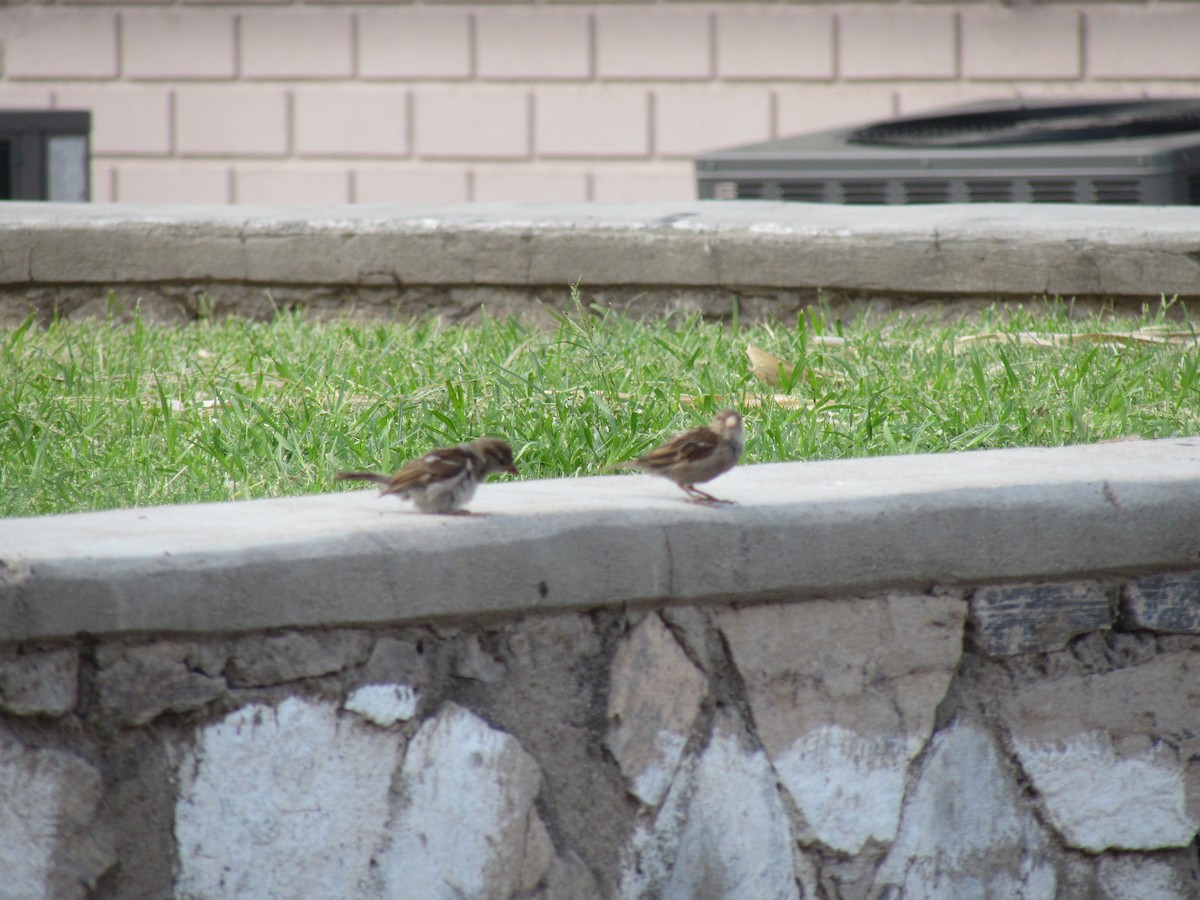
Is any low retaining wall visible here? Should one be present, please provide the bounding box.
[2,202,1199,325]
[3,438,1200,898]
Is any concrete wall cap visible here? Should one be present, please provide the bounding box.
[2,201,1199,298]
[3,437,1198,642]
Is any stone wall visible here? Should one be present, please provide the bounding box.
[4,573,1200,898]
[3,438,1200,898]
[3,203,1200,328]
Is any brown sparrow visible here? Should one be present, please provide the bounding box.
[336,437,518,514]
[609,409,743,503]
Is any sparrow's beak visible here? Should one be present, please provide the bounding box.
[505,464,519,476]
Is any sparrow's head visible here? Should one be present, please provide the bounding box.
[469,438,519,477]
[711,409,743,437]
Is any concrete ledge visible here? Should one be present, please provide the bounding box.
[3,438,1199,643]
[2,202,1199,322]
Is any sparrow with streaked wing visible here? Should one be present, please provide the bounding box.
[608,409,743,504]
[335,437,518,514]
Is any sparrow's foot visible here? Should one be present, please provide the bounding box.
[683,487,735,505]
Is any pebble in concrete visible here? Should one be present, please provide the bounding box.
[175,697,402,898]
[0,731,113,899]
[620,712,802,900]
[378,702,553,898]
[605,613,707,807]
[875,724,1057,898]
[719,593,964,854]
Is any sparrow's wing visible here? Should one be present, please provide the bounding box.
[383,446,472,494]
[637,427,720,467]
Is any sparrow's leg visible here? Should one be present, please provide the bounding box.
[683,485,735,505]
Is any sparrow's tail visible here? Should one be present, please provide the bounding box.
[334,471,391,487]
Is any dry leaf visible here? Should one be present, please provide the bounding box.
[738,394,811,410]
[808,335,848,347]
[746,344,797,386]
[953,330,1199,351]
[680,393,811,410]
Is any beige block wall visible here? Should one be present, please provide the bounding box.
[1,1,1198,205]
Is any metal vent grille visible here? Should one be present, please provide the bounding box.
[842,180,888,204]
[1091,179,1141,203]
[851,99,1200,149]
[780,181,825,202]
[1030,179,1076,203]
[696,98,1200,206]
[731,181,765,200]
[903,180,951,203]
[967,179,1013,202]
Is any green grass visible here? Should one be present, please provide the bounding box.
[2,293,1198,518]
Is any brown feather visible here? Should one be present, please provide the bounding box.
[378,447,473,496]
[632,428,720,468]
[609,409,743,501]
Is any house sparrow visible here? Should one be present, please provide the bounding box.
[335,437,518,514]
[609,409,743,503]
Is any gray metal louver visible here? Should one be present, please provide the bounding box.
[696,99,1200,206]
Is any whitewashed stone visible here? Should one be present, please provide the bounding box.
[1003,651,1200,851]
[774,726,921,856]
[1014,731,1196,851]
[621,713,799,900]
[0,733,113,900]
[1097,852,1200,899]
[606,613,707,807]
[664,717,799,900]
[875,724,1057,899]
[379,702,553,899]
[175,697,402,898]
[719,594,965,854]
[344,683,419,726]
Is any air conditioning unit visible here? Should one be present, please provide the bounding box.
[695,99,1200,205]
[0,110,91,202]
